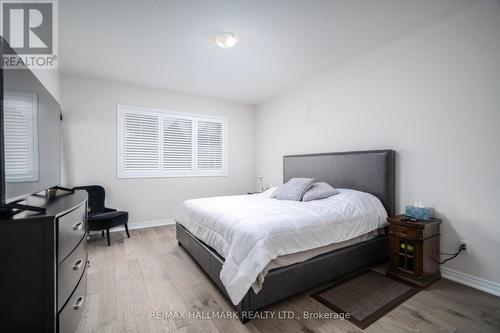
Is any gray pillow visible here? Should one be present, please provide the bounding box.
[272,178,314,201]
[302,182,339,202]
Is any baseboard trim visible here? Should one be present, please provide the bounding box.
[441,267,500,297]
[110,218,175,233]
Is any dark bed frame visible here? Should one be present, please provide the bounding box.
[176,149,395,323]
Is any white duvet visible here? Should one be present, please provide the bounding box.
[174,188,388,305]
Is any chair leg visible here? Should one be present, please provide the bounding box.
[125,223,131,238]
[101,230,105,238]
[106,229,111,246]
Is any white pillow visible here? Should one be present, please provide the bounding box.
[302,182,339,202]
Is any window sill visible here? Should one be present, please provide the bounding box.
[116,172,228,179]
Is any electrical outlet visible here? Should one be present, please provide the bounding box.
[460,240,470,254]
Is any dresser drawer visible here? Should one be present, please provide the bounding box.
[58,268,87,333]
[58,238,87,311]
[58,204,86,263]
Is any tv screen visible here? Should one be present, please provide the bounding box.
[1,39,61,203]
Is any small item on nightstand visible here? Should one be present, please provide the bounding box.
[405,197,433,220]
[405,206,433,220]
[400,215,419,222]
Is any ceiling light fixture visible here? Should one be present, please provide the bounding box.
[213,32,240,48]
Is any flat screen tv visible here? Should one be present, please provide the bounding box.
[0,37,61,207]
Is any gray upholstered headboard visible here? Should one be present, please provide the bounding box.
[283,150,395,215]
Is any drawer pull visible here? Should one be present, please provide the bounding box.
[73,222,83,231]
[73,296,84,310]
[72,259,83,271]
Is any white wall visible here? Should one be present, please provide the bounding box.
[256,0,500,284]
[61,75,255,224]
[33,69,61,103]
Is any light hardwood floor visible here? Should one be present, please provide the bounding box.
[76,226,500,333]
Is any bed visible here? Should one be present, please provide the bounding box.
[175,149,395,323]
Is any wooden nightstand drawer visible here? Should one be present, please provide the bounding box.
[392,225,420,239]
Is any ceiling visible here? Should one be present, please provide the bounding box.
[60,0,481,105]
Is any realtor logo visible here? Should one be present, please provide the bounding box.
[1,0,58,68]
[2,1,52,54]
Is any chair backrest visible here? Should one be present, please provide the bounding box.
[72,185,106,214]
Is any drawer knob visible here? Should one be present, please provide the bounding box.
[73,222,83,231]
[73,296,84,310]
[72,259,83,271]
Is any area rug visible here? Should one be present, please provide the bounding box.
[311,270,420,329]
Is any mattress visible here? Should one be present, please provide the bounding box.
[253,228,385,291]
[174,188,388,305]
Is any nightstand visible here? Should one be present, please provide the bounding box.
[386,214,441,288]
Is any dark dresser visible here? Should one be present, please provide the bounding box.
[0,190,88,333]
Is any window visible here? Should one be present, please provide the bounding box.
[3,92,39,182]
[117,105,227,178]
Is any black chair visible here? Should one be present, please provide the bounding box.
[73,185,130,246]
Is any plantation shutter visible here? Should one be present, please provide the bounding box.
[117,105,226,178]
[123,111,160,171]
[3,92,38,182]
[163,117,193,171]
[197,120,223,170]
